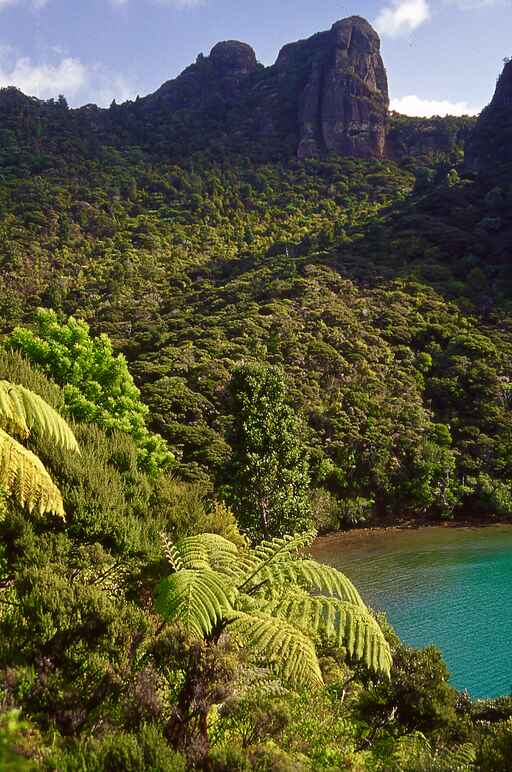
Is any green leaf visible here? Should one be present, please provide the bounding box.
[0,427,65,517]
[155,569,234,638]
[226,611,323,688]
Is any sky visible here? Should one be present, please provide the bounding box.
[0,0,510,116]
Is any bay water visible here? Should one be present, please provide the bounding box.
[312,525,512,698]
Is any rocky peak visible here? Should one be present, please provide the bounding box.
[275,16,389,159]
[465,59,512,174]
[492,59,512,109]
[209,41,257,76]
[129,16,390,161]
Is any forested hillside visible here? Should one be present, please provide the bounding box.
[1,12,512,770]
[0,105,510,524]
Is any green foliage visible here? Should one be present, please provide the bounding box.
[0,709,39,770]
[0,68,511,771]
[476,718,512,771]
[6,309,172,476]
[358,638,458,735]
[46,725,186,772]
[155,530,392,689]
[223,363,312,539]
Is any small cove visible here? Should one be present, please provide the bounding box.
[312,524,512,698]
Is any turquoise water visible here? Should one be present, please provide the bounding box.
[312,525,512,698]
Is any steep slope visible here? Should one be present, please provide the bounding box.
[466,59,512,177]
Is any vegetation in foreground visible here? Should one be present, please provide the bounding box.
[0,345,510,770]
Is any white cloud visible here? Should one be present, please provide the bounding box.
[0,56,87,98]
[374,0,430,37]
[0,47,139,106]
[390,94,480,116]
[89,68,139,105]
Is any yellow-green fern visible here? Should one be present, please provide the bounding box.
[0,381,79,517]
[155,530,392,689]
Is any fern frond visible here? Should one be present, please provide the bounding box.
[243,559,365,607]
[226,611,323,688]
[0,381,79,453]
[238,531,317,592]
[266,590,391,676]
[0,427,65,517]
[253,531,317,563]
[437,743,476,771]
[160,532,183,572]
[171,538,210,570]
[155,569,234,638]
[173,533,254,577]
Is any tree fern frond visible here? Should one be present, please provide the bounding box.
[253,531,317,563]
[437,742,476,770]
[0,427,65,517]
[265,590,391,676]
[173,533,254,577]
[171,537,211,570]
[0,381,79,452]
[238,531,316,592]
[0,381,30,436]
[155,569,234,639]
[226,611,323,688]
[190,533,244,574]
[243,559,365,607]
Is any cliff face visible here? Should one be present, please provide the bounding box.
[465,60,512,174]
[275,17,389,159]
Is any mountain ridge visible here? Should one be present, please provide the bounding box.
[0,16,475,163]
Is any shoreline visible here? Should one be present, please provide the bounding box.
[315,515,512,545]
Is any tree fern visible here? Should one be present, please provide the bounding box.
[265,588,392,675]
[169,532,254,577]
[0,381,79,516]
[252,531,317,563]
[155,569,234,639]
[156,530,392,681]
[0,428,65,517]
[242,559,364,606]
[0,381,79,452]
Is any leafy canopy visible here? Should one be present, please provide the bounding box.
[6,309,173,476]
[155,530,392,688]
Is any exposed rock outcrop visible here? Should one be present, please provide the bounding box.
[145,40,258,113]
[209,41,258,76]
[138,16,389,160]
[275,17,389,159]
[465,60,512,174]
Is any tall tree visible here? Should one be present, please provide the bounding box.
[6,309,173,476]
[223,363,311,539]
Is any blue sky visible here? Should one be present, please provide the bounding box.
[0,0,510,116]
